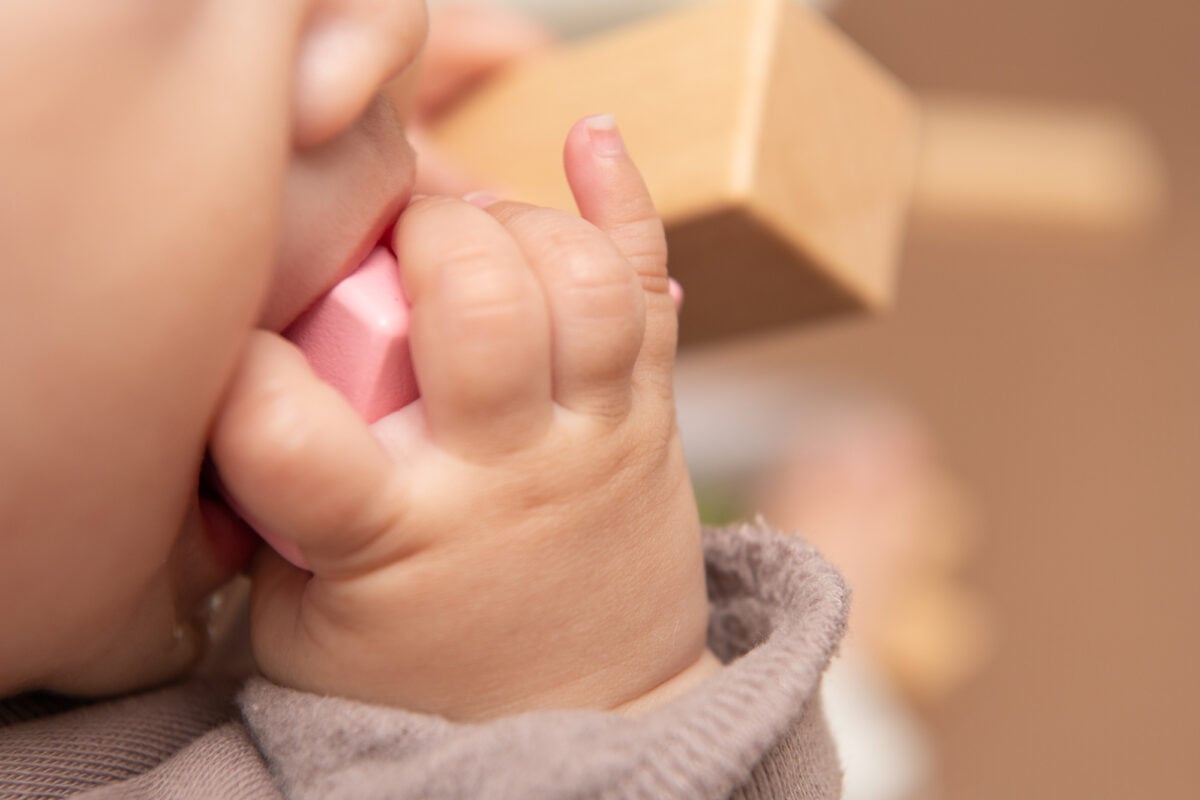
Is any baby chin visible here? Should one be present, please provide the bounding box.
[57,499,256,698]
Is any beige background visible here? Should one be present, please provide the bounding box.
[687,0,1199,796]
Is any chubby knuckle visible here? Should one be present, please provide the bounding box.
[446,274,537,338]
[537,219,593,254]
[624,250,672,299]
[534,226,628,286]
[233,384,319,481]
[558,247,631,295]
[437,241,499,272]
[454,299,531,341]
[448,258,526,306]
[523,213,594,253]
[490,200,547,227]
[614,211,666,239]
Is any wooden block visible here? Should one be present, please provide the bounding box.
[431,0,920,344]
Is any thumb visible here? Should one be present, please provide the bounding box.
[209,331,406,578]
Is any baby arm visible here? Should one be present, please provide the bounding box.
[209,116,717,720]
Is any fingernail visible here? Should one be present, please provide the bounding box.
[585,114,625,157]
[464,191,500,208]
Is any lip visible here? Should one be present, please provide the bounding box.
[303,186,412,327]
[163,485,256,666]
[351,187,410,270]
[196,465,258,579]
[265,114,418,334]
[160,493,255,676]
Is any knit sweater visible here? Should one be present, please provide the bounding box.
[0,522,848,799]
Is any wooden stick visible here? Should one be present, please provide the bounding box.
[912,96,1167,237]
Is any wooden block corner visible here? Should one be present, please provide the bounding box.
[432,0,920,344]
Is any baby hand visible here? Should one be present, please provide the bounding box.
[210,117,714,720]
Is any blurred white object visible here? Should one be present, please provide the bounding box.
[676,367,989,798]
[824,654,933,800]
[429,0,838,37]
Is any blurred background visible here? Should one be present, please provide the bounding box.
[433,0,1198,796]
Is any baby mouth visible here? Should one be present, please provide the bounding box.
[196,462,259,576]
[157,487,256,679]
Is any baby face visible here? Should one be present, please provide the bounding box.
[0,0,426,696]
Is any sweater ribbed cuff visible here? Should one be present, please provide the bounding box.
[240,522,848,800]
